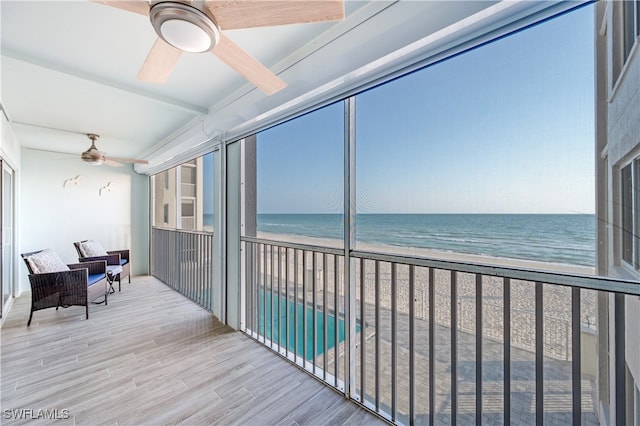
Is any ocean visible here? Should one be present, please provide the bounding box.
[257,213,596,267]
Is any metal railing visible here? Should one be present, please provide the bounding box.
[243,238,347,388]
[152,227,214,310]
[242,236,640,426]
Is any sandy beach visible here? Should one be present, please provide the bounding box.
[255,231,595,275]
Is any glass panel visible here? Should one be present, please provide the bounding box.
[622,163,633,264]
[2,164,13,311]
[182,201,194,217]
[256,101,344,248]
[203,152,214,233]
[636,159,640,269]
[623,0,636,62]
[150,151,217,312]
[637,1,640,36]
[153,169,177,228]
[151,152,214,232]
[354,6,595,271]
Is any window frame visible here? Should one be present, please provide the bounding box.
[620,157,640,271]
[612,0,640,93]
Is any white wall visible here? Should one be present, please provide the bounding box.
[18,147,149,294]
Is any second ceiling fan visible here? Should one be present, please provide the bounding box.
[97,0,345,95]
[82,133,149,166]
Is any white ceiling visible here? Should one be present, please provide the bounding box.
[1,1,583,174]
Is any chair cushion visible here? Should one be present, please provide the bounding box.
[120,259,128,266]
[87,273,106,286]
[25,249,70,274]
[80,240,108,257]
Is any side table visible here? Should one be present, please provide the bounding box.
[106,265,124,293]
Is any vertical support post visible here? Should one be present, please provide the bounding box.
[344,96,357,397]
[409,265,415,424]
[360,258,366,402]
[219,141,227,323]
[323,253,328,380]
[614,293,626,426]
[303,250,308,366]
[504,277,511,426]
[375,260,380,412]
[572,287,581,426]
[294,249,299,363]
[270,245,274,349]
[476,273,483,424]
[535,282,544,426]
[335,254,340,387]
[313,251,317,374]
[285,248,289,357]
[277,246,281,349]
[262,244,267,343]
[451,270,458,425]
[245,241,250,332]
[254,243,259,336]
[391,263,397,421]
[429,267,435,426]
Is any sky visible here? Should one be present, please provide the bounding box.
[257,4,596,215]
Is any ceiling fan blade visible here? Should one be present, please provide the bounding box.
[137,38,183,83]
[26,147,76,156]
[212,34,286,95]
[93,1,150,16]
[104,159,125,167]
[105,156,149,165]
[205,0,344,30]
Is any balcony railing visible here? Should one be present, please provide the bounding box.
[152,227,214,310]
[241,236,640,426]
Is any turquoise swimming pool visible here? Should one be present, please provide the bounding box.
[257,290,356,360]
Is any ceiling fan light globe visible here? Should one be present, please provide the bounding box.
[82,158,104,166]
[150,2,219,53]
[161,19,211,53]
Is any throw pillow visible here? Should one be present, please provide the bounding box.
[27,249,70,273]
[80,240,108,257]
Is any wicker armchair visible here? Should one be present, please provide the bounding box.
[73,240,131,292]
[21,250,108,326]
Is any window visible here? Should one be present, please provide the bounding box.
[614,0,639,82]
[255,102,344,247]
[623,1,640,62]
[620,159,640,269]
[622,163,633,264]
[355,5,595,268]
[151,152,214,232]
[181,200,196,230]
[635,382,640,426]
[627,362,640,425]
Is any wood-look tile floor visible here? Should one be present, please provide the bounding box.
[1,276,386,426]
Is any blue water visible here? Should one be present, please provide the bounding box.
[258,290,355,360]
[257,213,596,267]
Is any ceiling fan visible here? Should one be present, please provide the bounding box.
[81,133,149,167]
[96,0,345,95]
